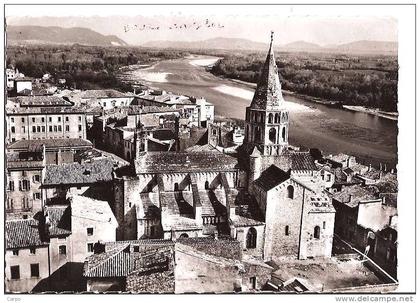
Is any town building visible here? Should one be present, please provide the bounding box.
[5,195,118,292]
[14,76,33,95]
[42,158,114,205]
[6,96,87,144]
[80,89,134,110]
[332,184,397,278]
[5,219,49,293]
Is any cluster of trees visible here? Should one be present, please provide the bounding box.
[211,52,398,112]
[6,44,189,91]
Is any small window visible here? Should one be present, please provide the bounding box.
[78,125,82,131]
[58,125,62,132]
[78,116,82,121]
[87,228,94,236]
[41,126,45,132]
[48,117,52,122]
[58,117,61,122]
[65,116,69,122]
[33,193,41,200]
[49,126,53,132]
[59,245,67,255]
[10,265,20,280]
[21,118,25,123]
[87,243,94,253]
[33,175,41,182]
[30,247,36,255]
[11,117,14,123]
[12,250,19,256]
[323,221,326,229]
[30,264,39,278]
[287,185,294,199]
[54,126,57,132]
[32,126,36,133]
[314,226,321,239]
[8,181,14,191]
[11,126,15,133]
[41,117,45,123]
[32,117,35,123]
[37,126,40,132]
[285,225,290,236]
[65,125,70,132]
[133,245,140,252]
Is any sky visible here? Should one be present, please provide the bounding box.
[5,5,398,45]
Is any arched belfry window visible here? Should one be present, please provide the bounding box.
[268,113,273,123]
[287,185,294,199]
[246,227,257,249]
[269,128,276,144]
[275,113,280,123]
[205,181,209,190]
[174,183,179,191]
[314,226,321,239]
[254,127,261,142]
[282,127,286,142]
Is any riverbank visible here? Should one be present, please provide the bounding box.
[226,77,398,120]
[342,106,398,121]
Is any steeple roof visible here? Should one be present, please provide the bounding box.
[250,32,285,110]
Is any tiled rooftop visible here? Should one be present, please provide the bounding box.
[254,165,290,191]
[332,185,379,208]
[7,138,92,151]
[81,89,129,99]
[43,158,114,185]
[45,205,72,237]
[135,151,238,174]
[5,219,47,249]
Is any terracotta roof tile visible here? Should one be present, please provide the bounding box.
[5,219,47,249]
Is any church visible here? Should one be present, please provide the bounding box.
[113,33,336,262]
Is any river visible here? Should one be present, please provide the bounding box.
[119,55,398,169]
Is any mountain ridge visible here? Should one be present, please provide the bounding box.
[7,25,128,46]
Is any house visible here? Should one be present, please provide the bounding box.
[332,184,397,277]
[5,219,49,293]
[80,89,134,110]
[42,158,114,205]
[83,237,272,293]
[6,96,87,144]
[6,156,43,219]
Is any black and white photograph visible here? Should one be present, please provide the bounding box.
[1,2,417,301]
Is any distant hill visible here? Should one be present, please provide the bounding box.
[282,40,321,51]
[144,37,269,51]
[7,25,128,46]
[328,40,398,54]
[144,37,397,55]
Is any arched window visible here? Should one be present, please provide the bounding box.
[126,151,131,160]
[246,227,257,249]
[254,112,258,122]
[269,128,276,144]
[260,113,264,123]
[205,181,209,190]
[275,113,280,123]
[282,127,286,142]
[246,125,250,141]
[174,183,179,191]
[268,113,273,123]
[254,127,261,142]
[285,225,290,236]
[287,185,294,199]
[179,233,189,239]
[314,226,321,239]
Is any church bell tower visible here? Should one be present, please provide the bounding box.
[244,32,289,156]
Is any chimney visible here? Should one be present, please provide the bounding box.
[348,194,353,203]
[368,164,372,172]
